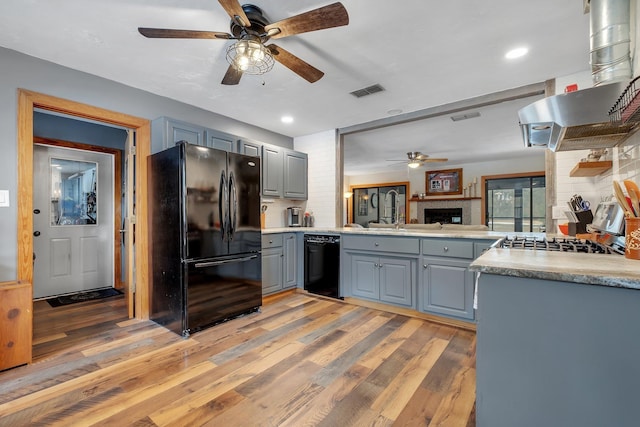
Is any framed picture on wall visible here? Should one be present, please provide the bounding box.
[425,168,463,196]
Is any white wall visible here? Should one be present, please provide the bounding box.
[294,130,337,228]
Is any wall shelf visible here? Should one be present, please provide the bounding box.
[569,160,612,177]
[410,197,481,202]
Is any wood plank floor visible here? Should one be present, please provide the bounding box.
[0,292,476,426]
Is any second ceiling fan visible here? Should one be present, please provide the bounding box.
[387,151,449,168]
[138,1,349,85]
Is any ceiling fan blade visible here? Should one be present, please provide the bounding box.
[221,65,243,85]
[218,0,251,27]
[138,28,232,39]
[264,2,349,39]
[267,45,324,83]
[423,158,449,162]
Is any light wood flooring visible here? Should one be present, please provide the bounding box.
[0,291,476,426]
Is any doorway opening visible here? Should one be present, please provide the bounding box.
[17,89,151,363]
[483,172,546,232]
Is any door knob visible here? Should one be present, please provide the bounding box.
[33,231,40,237]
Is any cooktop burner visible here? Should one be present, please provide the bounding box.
[500,236,624,255]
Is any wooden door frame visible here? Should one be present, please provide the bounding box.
[33,136,124,289]
[17,89,151,319]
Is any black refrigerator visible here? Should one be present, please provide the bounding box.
[149,141,262,337]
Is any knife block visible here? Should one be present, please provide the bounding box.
[568,210,593,236]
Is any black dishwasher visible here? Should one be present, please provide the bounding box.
[304,234,341,299]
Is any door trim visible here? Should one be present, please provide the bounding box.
[17,89,151,319]
[34,137,123,289]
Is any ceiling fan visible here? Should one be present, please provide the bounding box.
[138,1,349,85]
[386,152,449,168]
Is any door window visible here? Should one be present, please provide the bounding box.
[50,157,98,226]
[485,176,545,232]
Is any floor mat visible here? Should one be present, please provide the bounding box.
[46,288,123,307]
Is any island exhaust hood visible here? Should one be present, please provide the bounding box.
[518,81,638,152]
[519,0,638,152]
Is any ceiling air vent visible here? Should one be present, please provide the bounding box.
[450,111,481,122]
[350,84,385,98]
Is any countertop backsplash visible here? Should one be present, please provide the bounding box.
[261,198,306,228]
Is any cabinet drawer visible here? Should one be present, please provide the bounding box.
[262,234,283,248]
[342,235,419,254]
[422,238,473,259]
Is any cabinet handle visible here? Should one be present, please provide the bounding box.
[374,263,378,267]
[269,240,273,244]
[374,242,379,246]
[443,246,449,252]
[379,264,383,268]
[423,264,428,269]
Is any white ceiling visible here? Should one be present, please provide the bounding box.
[0,0,592,175]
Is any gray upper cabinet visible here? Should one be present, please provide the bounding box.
[262,144,284,197]
[283,149,308,200]
[151,117,205,152]
[238,139,262,157]
[205,129,236,152]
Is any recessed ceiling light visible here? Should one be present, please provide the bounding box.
[387,109,403,115]
[505,47,528,59]
[281,115,293,124]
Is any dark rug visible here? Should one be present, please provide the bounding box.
[46,288,123,307]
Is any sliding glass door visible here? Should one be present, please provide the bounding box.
[485,176,546,232]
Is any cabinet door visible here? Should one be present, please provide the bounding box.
[262,247,283,295]
[167,119,205,147]
[205,129,236,152]
[350,254,380,300]
[283,149,308,200]
[421,257,474,319]
[379,257,413,307]
[283,233,297,288]
[262,144,283,197]
[238,140,262,157]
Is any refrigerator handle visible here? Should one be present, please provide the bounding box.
[219,170,227,243]
[194,254,259,268]
[228,171,237,240]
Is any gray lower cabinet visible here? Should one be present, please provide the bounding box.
[419,237,495,321]
[283,233,297,288]
[262,233,297,295]
[262,247,283,295]
[420,256,474,319]
[349,253,414,308]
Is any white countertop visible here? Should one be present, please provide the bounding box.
[261,226,508,240]
[469,248,640,290]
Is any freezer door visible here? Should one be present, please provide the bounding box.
[184,144,229,258]
[185,253,262,335]
[227,152,261,254]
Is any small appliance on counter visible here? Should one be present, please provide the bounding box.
[286,206,302,227]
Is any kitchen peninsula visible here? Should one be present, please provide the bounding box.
[469,248,640,427]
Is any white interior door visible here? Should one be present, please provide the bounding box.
[33,144,115,298]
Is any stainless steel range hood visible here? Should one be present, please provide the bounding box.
[518,81,638,151]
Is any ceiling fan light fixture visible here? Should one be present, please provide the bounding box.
[226,35,274,75]
[407,160,421,168]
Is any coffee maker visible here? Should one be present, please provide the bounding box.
[286,207,302,227]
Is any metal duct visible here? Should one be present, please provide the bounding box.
[590,0,632,85]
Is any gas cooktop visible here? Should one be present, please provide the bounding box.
[500,236,624,255]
